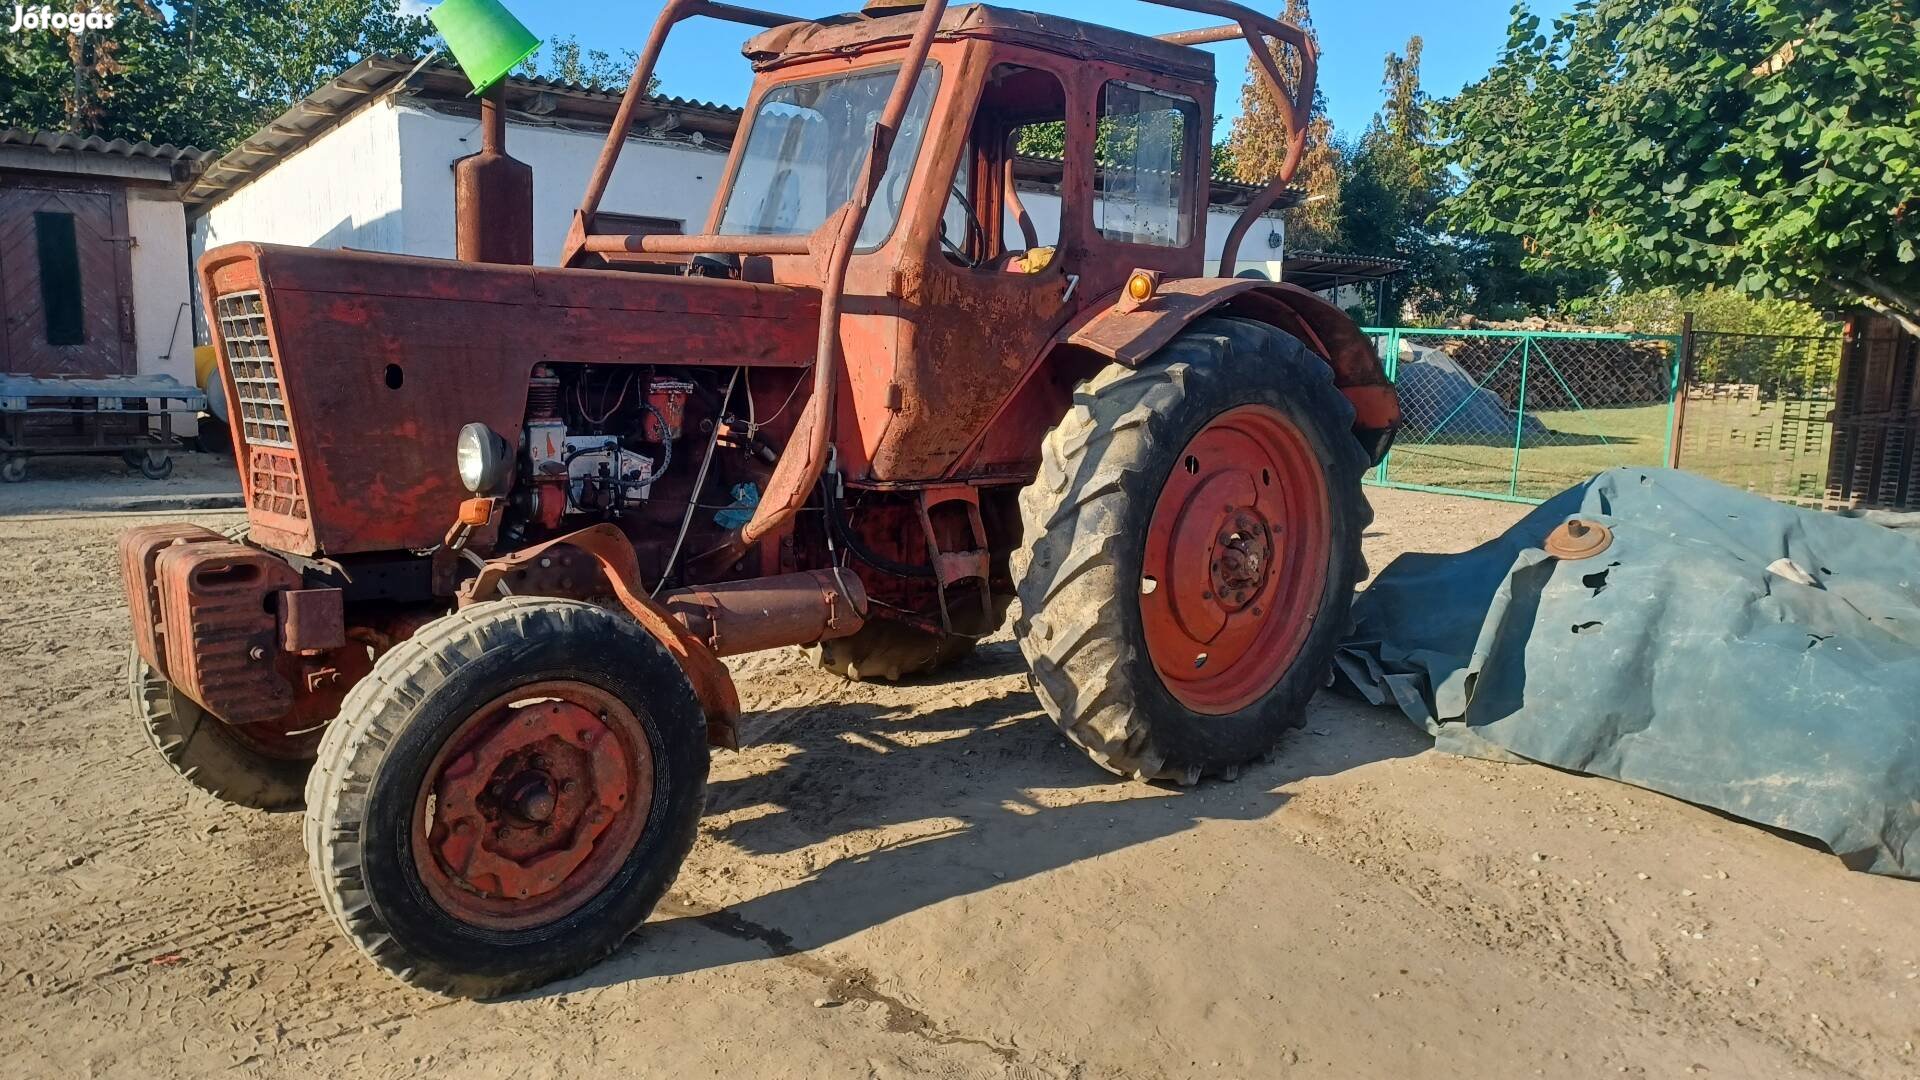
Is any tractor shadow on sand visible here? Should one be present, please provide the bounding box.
[533,639,1429,997]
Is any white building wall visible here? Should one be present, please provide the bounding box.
[193,102,407,257]
[392,104,731,265]
[126,190,194,382]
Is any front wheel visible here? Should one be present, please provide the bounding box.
[304,597,709,997]
[1015,317,1370,783]
[130,647,315,810]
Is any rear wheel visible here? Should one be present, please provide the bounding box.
[1015,317,1370,783]
[129,647,315,810]
[304,597,708,997]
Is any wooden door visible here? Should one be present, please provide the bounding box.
[0,181,136,376]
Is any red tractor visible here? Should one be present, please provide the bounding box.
[121,0,1397,995]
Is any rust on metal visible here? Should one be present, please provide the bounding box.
[119,522,226,676]
[1544,519,1614,560]
[151,0,1393,798]
[198,243,821,557]
[152,540,303,725]
[659,569,868,657]
[277,588,346,653]
[411,680,654,929]
[453,82,535,266]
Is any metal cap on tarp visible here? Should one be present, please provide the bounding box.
[429,0,541,95]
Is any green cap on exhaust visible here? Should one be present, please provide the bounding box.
[429,0,542,96]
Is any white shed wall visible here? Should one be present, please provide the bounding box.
[392,104,731,265]
[193,102,407,257]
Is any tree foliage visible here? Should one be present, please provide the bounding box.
[517,34,657,96]
[1227,0,1340,249]
[1575,285,1839,395]
[0,0,432,151]
[1438,0,1920,335]
[1330,37,1459,318]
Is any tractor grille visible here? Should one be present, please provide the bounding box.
[214,290,292,449]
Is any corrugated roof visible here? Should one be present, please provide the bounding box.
[0,128,215,182]
[1281,250,1408,290]
[478,65,739,116]
[0,127,215,162]
[182,56,741,211]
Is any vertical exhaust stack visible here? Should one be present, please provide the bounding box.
[431,0,541,264]
[454,83,535,265]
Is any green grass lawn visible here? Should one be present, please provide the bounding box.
[1370,397,1836,503]
[1373,401,1674,501]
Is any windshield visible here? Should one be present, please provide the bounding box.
[717,65,941,250]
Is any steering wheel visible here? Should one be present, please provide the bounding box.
[941,183,989,268]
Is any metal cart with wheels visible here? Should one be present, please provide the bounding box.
[0,374,207,483]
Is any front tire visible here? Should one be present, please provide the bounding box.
[304,597,708,997]
[1015,317,1370,783]
[130,647,314,811]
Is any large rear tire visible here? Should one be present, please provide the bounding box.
[303,597,708,997]
[129,646,314,811]
[1015,317,1370,783]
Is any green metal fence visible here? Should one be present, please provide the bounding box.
[1362,327,1684,503]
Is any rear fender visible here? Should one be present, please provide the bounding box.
[1062,278,1400,463]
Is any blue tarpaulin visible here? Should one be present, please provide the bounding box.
[1336,468,1920,878]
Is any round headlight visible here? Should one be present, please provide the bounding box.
[456,422,511,495]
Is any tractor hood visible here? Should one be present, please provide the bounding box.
[200,243,820,557]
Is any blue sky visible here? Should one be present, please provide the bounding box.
[469,1,1573,140]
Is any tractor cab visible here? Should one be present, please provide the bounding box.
[605,5,1228,480]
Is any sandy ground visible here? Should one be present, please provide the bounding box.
[0,485,1914,1079]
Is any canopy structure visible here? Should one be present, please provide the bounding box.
[1278,250,1407,316]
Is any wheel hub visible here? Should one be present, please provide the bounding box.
[1140,405,1331,714]
[1210,509,1273,609]
[413,683,652,929]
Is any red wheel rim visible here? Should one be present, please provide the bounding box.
[1140,405,1330,714]
[411,680,653,931]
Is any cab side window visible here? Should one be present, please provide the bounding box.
[1093,82,1198,247]
[941,64,1068,273]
